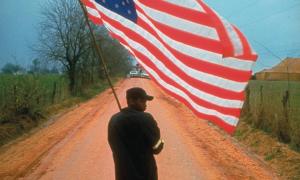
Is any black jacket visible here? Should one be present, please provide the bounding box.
[108,107,163,180]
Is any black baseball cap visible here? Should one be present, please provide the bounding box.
[126,87,154,101]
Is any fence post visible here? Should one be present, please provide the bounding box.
[13,84,17,113]
[245,85,251,113]
[58,80,61,101]
[280,90,291,142]
[0,86,4,108]
[52,82,57,104]
[259,85,263,106]
[255,85,264,128]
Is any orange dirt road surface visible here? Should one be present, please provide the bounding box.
[0,78,277,180]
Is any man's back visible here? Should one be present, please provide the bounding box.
[108,107,160,180]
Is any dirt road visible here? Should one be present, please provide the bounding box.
[0,78,277,179]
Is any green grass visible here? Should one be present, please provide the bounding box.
[0,74,69,110]
[264,148,282,161]
[247,80,300,107]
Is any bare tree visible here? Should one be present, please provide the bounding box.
[35,0,91,94]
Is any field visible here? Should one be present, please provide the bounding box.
[0,74,69,117]
[0,74,119,146]
[0,74,114,146]
[240,80,300,150]
[0,74,69,144]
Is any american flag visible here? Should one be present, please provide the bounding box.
[82,0,258,134]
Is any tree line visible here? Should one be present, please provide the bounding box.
[1,60,60,75]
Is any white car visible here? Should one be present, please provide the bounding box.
[129,70,139,77]
[128,70,150,79]
[140,71,150,79]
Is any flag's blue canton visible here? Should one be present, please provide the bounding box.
[95,0,137,23]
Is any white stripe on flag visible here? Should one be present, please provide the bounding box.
[137,1,219,40]
[163,0,206,12]
[218,14,244,56]
[86,6,101,18]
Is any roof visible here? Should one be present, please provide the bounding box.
[258,58,300,73]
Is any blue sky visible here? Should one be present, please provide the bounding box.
[0,0,300,72]
[0,0,44,69]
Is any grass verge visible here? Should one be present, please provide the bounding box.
[0,77,120,147]
[235,121,300,179]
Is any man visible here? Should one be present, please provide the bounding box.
[108,87,164,180]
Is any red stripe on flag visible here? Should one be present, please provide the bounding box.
[233,26,258,60]
[197,1,235,58]
[138,0,213,27]
[87,14,103,25]
[81,0,95,8]
[150,72,237,134]
[154,77,236,134]
[81,0,103,25]
[135,8,222,54]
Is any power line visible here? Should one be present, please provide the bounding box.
[226,0,260,20]
[258,48,300,55]
[255,60,273,69]
[253,40,292,92]
[254,40,283,62]
[239,3,300,28]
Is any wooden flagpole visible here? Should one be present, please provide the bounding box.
[78,0,122,111]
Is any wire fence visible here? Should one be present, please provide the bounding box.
[0,74,69,122]
[241,80,300,151]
